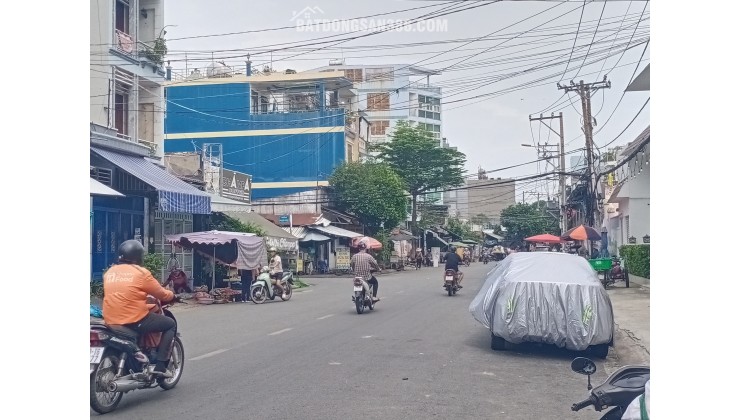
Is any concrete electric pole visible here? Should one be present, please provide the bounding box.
[557,79,610,227]
[528,113,566,234]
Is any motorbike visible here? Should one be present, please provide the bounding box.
[89,297,185,414]
[482,254,490,264]
[570,357,649,420]
[464,257,471,267]
[603,257,630,288]
[443,269,461,296]
[351,275,377,314]
[251,270,294,304]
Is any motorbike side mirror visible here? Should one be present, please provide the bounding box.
[571,357,597,390]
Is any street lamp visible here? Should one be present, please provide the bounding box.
[642,235,650,244]
[158,24,178,39]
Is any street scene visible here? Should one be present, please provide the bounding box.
[90,1,650,418]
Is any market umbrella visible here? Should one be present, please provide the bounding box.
[352,236,383,250]
[524,233,562,243]
[562,225,602,241]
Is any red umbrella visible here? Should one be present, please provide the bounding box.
[562,225,602,241]
[352,236,383,250]
[524,234,562,243]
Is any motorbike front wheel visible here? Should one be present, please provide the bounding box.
[90,349,123,414]
[158,337,185,390]
[251,285,268,304]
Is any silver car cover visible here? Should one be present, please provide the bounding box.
[469,252,614,351]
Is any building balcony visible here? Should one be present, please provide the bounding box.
[408,82,441,94]
[109,29,167,82]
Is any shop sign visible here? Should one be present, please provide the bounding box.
[336,246,351,270]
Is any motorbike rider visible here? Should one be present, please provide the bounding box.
[102,240,177,377]
[350,241,381,302]
[621,379,650,420]
[268,247,287,299]
[443,246,464,288]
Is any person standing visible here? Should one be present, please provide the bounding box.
[240,267,259,302]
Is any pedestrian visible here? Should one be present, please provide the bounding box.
[240,267,258,302]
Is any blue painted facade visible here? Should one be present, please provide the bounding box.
[164,82,347,199]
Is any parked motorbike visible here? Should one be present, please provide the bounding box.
[443,269,461,296]
[351,275,376,314]
[570,357,649,420]
[603,257,630,288]
[251,269,294,304]
[90,297,185,414]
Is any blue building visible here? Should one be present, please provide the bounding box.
[164,71,360,200]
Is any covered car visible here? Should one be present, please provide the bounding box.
[469,252,614,357]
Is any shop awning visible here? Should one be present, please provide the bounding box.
[302,231,331,242]
[310,225,363,239]
[223,211,299,251]
[210,193,251,212]
[92,147,211,214]
[90,178,124,197]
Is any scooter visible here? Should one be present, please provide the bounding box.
[251,268,293,304]
[570,357,649,420]
[605,257,630,288]
[443,269,461,296]
[351,275,377,314]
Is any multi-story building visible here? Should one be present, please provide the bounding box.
[90,0,170,156]
[163,66,362,204]
[311,62,443,147]
[89,0,212,282]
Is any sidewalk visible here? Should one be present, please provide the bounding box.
[606,283,650,372]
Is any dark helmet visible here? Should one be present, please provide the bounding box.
[358,241,368,250]
[118,240,145,265]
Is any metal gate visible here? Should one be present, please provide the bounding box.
[154,212,194,284]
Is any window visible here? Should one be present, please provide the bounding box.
[344,69,363,83]
[418,95,441,120]
[366,93,390,111]
[115,0,130,34]
[365,67,394,82]
[113,68,133,138]
[370,120,390,136]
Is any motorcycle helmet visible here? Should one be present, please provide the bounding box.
[358,241,368,250]
[118,240,145,265]
[268,247,277,253]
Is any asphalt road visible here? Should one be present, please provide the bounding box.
[93,262,610,419]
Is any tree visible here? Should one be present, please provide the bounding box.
[371,121,466,232]
[500,203,560,243]
[329,162,407,235]
[446,217,478,241]
[209,212,266,236]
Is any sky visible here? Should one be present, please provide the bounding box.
[164,0,650,202]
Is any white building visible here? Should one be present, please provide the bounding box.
[311,63,443,147]
[604,127,650,253]
[90,0,168,158]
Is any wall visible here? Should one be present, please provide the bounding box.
[90,0,113,127]
[164,82,347,199]
[465,179,515,223]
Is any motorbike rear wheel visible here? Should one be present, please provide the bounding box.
[90,349,123,414]
[158,337,185,390]
[447,285,452,296]
[251,285,267,304]
[280,284,292,301]
[355,292,365,314]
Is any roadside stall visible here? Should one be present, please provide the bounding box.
[165,230,268,303]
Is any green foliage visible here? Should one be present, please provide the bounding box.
[144,37,168,65]
[446,217,478,241]
[370,121,466,230]
[329,162,407,234]
[142,253,165,276]
[619,244,650,278]
[90,280,104,298]
[373,229,394,265]
[210,212,266,236]
[500,203,560,243]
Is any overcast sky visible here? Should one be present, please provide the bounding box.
[165,0,650,202]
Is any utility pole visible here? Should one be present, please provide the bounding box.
[557,78,611,227]
[529,112,566,233]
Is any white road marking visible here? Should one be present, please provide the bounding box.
[317,314,335,320]
[362,335,373,339]
[329,362,342,365]
[479,371,496,376]
[268,328,293,336]
[189,348,230,361]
